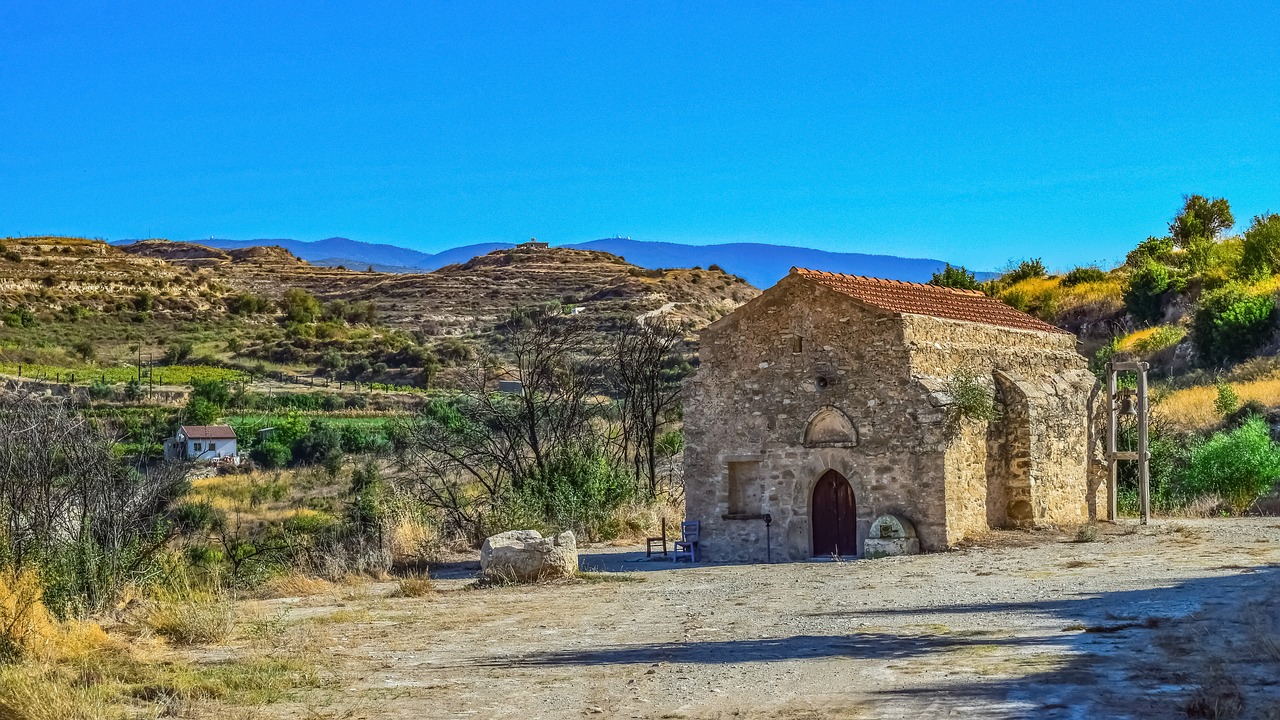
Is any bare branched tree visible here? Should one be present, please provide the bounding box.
[0,391,190,610]
[393,306,607,542]
[609,316,690,496]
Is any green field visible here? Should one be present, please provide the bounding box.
[0,362,246,385]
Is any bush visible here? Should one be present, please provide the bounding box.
[146,597,236,645]
[164,341,195,365]
[945,370,999,423]
[227,292,271,315]
[280,289,321,324]
[1061,266,1108,287]
[1214,383,1240,416]
[1182,418,1280,512]
[291,423,343,475]
[1003,258,1047,284]
[509,446,635,542]
[1125,236,1175,267]
[1123,260,1173,323]
[190,378,230,407]
[87,379,114,400]
[184,397,220,425]
[251,442,292,470]
[1192,283,1276,366]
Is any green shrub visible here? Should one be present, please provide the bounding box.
[1125,236,1175,267]
[1192,283,1276,366]
[945,370,999,423]
[184,397,220,425]
[251,442,292,469]
[1240,212,1280,279]
[190,379,230,408]
[510,446,635,542]
[164,341,195,365]
[1003,258,1047,284]
[87,379,114,401]
[1182,418,1280,512]
[291,423,343,475]
[1061,266,1108,287]
[1123,260,1173,323]
[280,289,321,324]
[2,305,36,328]
[1214,383,1240,417]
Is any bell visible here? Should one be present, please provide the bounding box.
[1118,390,1138,417]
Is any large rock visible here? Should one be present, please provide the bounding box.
[479,530,578,582]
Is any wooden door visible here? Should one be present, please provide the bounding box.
[812,470,857,558]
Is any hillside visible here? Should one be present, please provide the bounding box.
[0,236,756,389]
[130,235,990,287]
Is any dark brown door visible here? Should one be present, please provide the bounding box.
[812,470,857,558]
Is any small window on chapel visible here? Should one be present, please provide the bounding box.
[791,337,804,354]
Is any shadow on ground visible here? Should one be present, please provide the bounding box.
[466,565,1280,718]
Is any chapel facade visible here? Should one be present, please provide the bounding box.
[683,268,1098,562]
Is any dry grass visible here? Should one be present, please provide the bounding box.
[0,569,109,663]
[256,573,336,600]
[1116,324,1186,354]
[1156,374,1280,431]
[390,575,437,598]
[998,275,1124,325]
[146,597,236,645]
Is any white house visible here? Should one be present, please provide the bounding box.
[166,425,239,462]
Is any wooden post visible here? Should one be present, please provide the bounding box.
[1106,363,1117,522]
[1137,362,1150,525]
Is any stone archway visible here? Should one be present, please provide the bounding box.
[811,469,857,558]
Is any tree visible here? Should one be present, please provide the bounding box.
[1125,236,1175,267]
[929,264,981,291]
[185,397,220,425]
[608,317,689,496]
[393,307,604,542]
[1169,194,1234,247]
[1239,213,1280,279]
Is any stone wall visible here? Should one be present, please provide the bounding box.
[902,315,1095,537]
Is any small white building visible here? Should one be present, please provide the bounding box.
[166,425,238,462]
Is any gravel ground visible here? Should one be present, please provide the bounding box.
[255,518,1280,719]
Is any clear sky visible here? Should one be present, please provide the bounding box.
[2,2,1278,270]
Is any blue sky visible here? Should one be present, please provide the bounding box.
[2,2,1278,271]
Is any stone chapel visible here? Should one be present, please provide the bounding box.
[683,268,1098,562]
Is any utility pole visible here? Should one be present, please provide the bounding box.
[1105,361,1150,524]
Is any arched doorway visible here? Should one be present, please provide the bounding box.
[812,469,857,558]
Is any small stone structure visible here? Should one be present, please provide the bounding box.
[479,530,579,581]
[684,268,1097,562]
[863,514,920,558]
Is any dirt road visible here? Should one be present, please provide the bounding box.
[253,519,1280,719]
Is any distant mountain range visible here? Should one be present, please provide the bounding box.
[117,236,990,288]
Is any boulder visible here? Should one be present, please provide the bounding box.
[479,530,578,582]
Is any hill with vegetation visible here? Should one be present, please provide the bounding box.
[931,195,1280,516]
[0,236,756,393]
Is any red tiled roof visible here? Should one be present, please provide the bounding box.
[180,425,238,440]
[791,268,1070,335]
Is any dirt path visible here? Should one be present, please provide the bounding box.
[252,519,1280,719]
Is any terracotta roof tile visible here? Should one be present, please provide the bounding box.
[792,267,1070,335]
[181,425,238,440]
